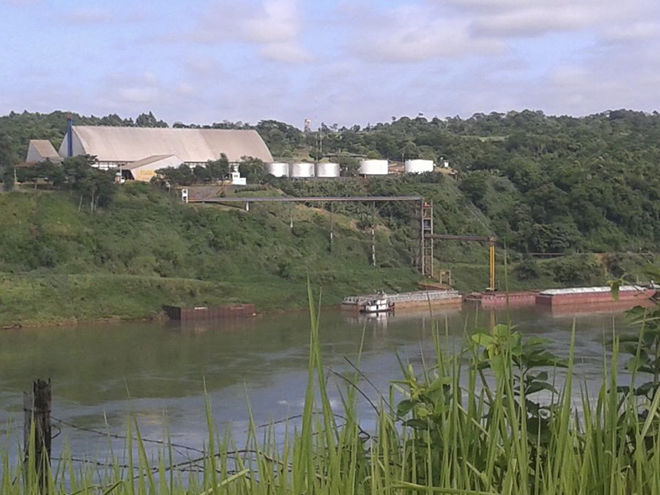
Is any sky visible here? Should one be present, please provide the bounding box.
[1,0,659,128]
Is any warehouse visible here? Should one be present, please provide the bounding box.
[25,125,272,182]
[54,125,273,170]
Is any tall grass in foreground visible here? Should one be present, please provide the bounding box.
[5,292,660,494]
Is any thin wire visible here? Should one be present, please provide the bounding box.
[51,417,204,454]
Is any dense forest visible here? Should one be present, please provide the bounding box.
[1,109,659,256]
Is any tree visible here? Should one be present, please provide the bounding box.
[61,156,116,211]
[156,165,195,187]
[135,112,168,128]
[337,154,360,177]
[17,160,66,187]
[193,165,212,183]
[238,156,266,183]
[207,154,231,180]
[459,171,489,208]
[0,131,17,191]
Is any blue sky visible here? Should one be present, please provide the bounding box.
[2,0,659,127]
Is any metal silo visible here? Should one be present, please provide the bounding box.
[404,159,434,174]
[315,162,340,178]
[359,159,389,176]
[266,162,290,177]
[289,162,315,178]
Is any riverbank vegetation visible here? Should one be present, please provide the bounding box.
[3,109,660,252]
[7,290,660,494]
[2,181,655,325]
[0,184,422,325]
[0,179,656,326]
[2,109,660,324]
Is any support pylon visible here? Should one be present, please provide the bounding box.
[421,201,434,278]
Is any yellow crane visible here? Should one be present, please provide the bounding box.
[426,234,497,291]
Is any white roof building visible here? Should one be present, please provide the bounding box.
[26,140,62,164]
[56,126,273,169]
[120,155,184,182]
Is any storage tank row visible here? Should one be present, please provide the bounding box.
[264,159,437,178]
[265,162,341,178]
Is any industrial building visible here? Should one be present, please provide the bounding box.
[25,140,62,164]
[120,155,183,182]
[25,123,273,182]
[23,121,448,184]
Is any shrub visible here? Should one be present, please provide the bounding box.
[513,257,542,281]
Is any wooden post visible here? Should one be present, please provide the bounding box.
[24,379,52,492]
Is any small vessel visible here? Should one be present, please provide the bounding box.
[360,297,394,314]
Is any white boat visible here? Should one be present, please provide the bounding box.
[360,298,394,314]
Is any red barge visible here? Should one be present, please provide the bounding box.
[536,286,656,306]
[463,291,538,308]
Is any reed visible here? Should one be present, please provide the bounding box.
[4,292,660,494]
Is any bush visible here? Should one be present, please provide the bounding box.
[549,255,600,285]
[513,258,542,281]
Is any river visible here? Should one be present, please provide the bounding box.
[0,304,638,461]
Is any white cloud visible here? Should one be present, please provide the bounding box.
[440,0,660,39]
[186,0,312,63]
[65,8,113,23]
[63,7,150,24]
[602,22,660,43]
[185,57,224,77]
[242,0,299,44]
[1,0,39,5]
[347,4,502,63]
[176,83,196,96]
[117,87,159,104]
[470,5,592,37]
[260,42,313,64]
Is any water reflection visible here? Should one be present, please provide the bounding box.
[0,305,639,460]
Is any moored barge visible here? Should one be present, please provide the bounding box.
[343,290,462,311]
[463,291,538,308]
[536,286,656,306]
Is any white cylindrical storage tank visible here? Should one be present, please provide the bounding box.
[404,159,435,174]
[359,159,389,176]
[289,162,315,178]
[266,162,289,177]
[315,162,340,178]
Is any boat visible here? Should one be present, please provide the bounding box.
[359,297,394,314]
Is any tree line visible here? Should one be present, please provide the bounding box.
[1,108,660,254]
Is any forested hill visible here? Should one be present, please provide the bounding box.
[2,109,660,254]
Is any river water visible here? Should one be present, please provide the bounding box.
[0,304,638,461]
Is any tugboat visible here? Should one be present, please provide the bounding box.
[359,294,394,314]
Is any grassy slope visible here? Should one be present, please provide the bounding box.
[1,181,655,326]
[0,185,420,325]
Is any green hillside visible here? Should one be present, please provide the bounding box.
[1,109,660,324]
[0,184,422,325]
